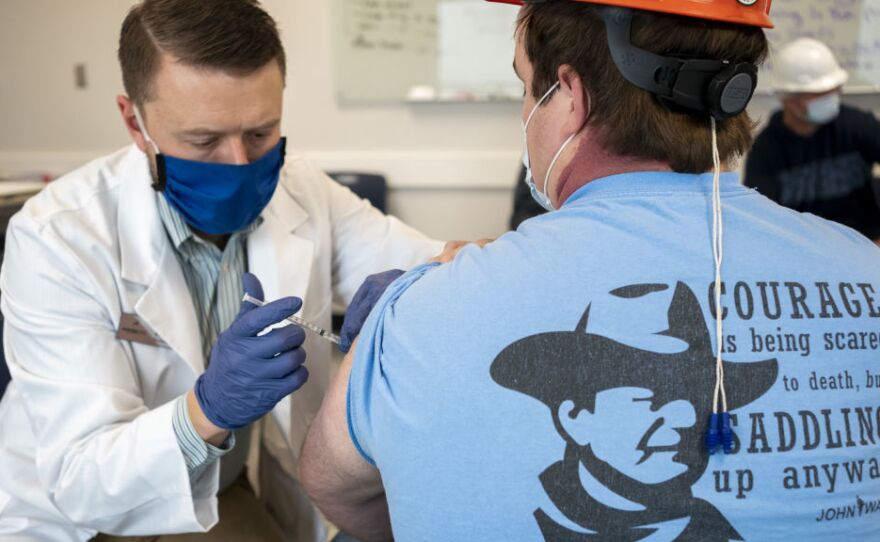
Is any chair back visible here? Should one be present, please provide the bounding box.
[327,172,388,214]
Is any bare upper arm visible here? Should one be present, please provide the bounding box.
[299,339,384,508]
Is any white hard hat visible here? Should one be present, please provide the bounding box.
[773,38,849,93]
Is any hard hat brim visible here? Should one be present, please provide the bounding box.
[774,68,849,94]
[485,0,774,29]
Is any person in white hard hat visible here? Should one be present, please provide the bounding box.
[745,37,880,241]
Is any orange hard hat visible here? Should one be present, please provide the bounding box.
[486,0,773,29]
[494,0,771,118]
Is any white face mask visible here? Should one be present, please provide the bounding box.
[805,92,840,125]
[522,82,580,212]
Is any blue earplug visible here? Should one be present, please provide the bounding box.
[705,413,721,455]
[720,412,734,454]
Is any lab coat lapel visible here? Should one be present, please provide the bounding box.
[246,176,315,476]
[247,182,312,303]
[118,146,204,374]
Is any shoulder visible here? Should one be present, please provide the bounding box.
[766,195,880,254]
[746,114,786,175]
[360,232,538,343]
[838,104,880,130]
[16,146,139,231]
[839,103,876,121]
[5,146,147,284]
[272,151,346,217]
[277,152,333,195]
[752,111,786,147]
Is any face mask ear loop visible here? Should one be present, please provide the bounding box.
[541,90,592,208]
[524,82,561,132]
[706,116,732,456]
[133,107,161,156]
[541,134,576,211]
[133,107,166,191]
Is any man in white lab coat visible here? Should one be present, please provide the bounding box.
[0,0,444,540]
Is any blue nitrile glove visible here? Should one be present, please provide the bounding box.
[195,273,309,430]
[339,269,405,353]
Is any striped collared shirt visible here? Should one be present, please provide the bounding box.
[157,194,261,488]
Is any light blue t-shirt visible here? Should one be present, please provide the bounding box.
[349,172,880,541]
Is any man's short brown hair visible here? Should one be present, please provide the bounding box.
[118,0,286,107]
[519,2,768,173]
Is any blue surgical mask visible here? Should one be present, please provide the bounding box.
[805,92,840,125]
[134,108,284,235]
[522,81,580,212]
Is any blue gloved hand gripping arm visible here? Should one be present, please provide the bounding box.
[338,269,406,353]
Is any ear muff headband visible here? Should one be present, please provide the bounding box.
[599,6,757,119]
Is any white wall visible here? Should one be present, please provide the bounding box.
[0,1,136,151]
[2,1,880,240]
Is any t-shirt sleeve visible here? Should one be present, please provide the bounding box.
[346,262,440,465]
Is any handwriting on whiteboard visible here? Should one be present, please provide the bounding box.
[765,0,880,88]
[344,0,437,56]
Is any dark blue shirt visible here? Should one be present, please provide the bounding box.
[745,105,880,239]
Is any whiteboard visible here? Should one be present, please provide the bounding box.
[436,1,520,101]
[762,0,880,92]
[334,0,438,103]
[334,0,880,104]
[334,0,519,103]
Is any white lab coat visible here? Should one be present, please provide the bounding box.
[0,145,442,541]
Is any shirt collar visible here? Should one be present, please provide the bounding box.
[156,192,263,253]
[562,171,747,208]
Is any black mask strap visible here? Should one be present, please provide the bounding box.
[153,153,166,192]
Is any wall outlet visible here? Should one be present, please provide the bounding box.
[74,63,88,89]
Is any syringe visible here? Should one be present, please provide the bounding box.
[242,293,341,345]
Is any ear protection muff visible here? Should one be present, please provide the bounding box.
[599,6,757,120]
[706,62,758,119]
